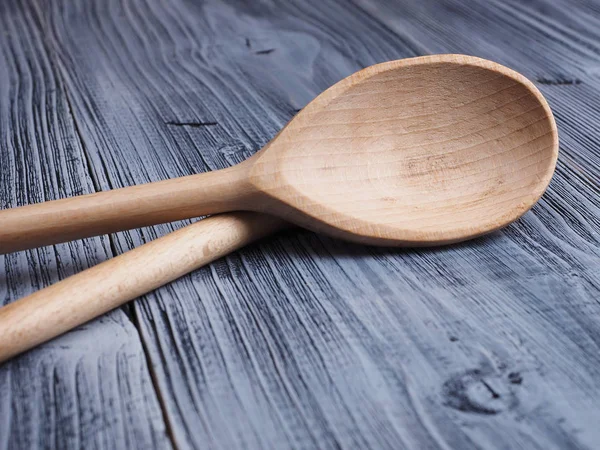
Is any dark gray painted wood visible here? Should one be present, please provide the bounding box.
[1,0,600,448]
[0,1,171,449]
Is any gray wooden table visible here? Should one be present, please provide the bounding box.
[1,0,599,448]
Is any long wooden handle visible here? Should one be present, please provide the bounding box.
[0,212,286,363]
[0,165,254,254]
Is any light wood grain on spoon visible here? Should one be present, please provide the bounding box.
[0,54,559,362]
[0,213,286,363]
[0,54,558,253]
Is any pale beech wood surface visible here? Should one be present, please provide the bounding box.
[0,213,286,363]
[0,55,557,252]
[251,55,558,245]
[1,0,599,449]
[0,54,558,362]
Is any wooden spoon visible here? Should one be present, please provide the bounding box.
[0,54,559,362]
[0,212,285,362]
[0,55,557,254]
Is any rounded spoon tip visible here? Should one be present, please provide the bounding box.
[251,54,558,246]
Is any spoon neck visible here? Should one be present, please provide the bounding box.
[177,161,259,215]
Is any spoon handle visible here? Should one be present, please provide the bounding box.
[0,165,253,254]
[0,212,286,363]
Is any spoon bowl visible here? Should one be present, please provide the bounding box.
[249,54,558,245]
[0,54,558,253]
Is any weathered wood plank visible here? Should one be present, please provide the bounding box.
[7,0,600,448]
[0,1,171,448]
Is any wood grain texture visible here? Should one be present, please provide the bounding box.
[0,212,286,362]
[0,165,252,253]
[0,54,558,250]
[0,52,560,362]
[0,1,170,448]
[1,0,600,449]
[249,54,557,245]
